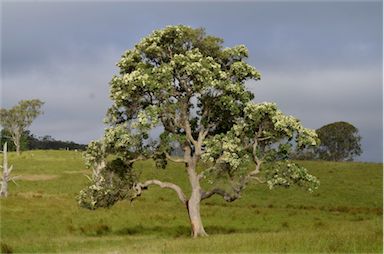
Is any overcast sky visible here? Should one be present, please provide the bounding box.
[1,1,382,162]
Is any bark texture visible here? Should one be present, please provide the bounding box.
[135,179,187,204]
[187,193,207,237]
[186,160,207,237]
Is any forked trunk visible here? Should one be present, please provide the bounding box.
[187,192,207,237]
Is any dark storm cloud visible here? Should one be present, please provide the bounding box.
[1,1,382,161]
[1,46,118,143]
[3,2,381,73]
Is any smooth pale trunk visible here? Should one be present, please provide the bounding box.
[187,190,207,237]
[186,163,207,237]
[1,143,9,197]
[0,178,8,197]
[13,132,21,156]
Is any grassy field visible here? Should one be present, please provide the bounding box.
[0,150,382,253]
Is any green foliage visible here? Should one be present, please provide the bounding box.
[316,121,362,161]
[202,101,320,194]
[27,133,87,150]
[242,102,319,149]
[0,99,44,153]
[153,151,168,169]
[0,99,44,132]
[78,158,138,210]
[0,129,29,152]
[83,140,106,168]
[265,162,320,192]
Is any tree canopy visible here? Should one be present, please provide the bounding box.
[316,121,362,161]
[78,25,320,237]
[0,99,44,155]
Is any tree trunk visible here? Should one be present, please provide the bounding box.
[1,143,10,197]
[0,178,8,197]
[187,192,207,237]
[13,134,20,156]
[185,156,208,237]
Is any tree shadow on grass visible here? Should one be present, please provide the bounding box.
[114,225,258,238]
[115,225,190,238]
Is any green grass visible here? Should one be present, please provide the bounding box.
[0,150,382,253]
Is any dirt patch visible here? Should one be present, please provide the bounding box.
[16,192,45,198]
[63,170,89,174]
[18,174,59,181]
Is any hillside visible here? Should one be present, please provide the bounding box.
[0,150,382,253]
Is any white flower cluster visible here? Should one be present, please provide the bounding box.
[77,172,109,209]
[83,140,105,169]
[244,102,319,148]
[104,125,133,150]
[116,49,141,70]
[131,105,160,130]
[266,162,320,192]
[203,132,250,171]
[170,49,221,86]
[298,128,319,147]
[77,161,139,210]
[137,111,148,125]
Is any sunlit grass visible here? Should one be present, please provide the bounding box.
[0,150,382,253]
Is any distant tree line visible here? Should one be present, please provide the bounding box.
[0,129,87,151]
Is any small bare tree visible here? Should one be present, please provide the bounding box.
[1,143,16,197]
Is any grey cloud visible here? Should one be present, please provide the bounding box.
[2,46,121,143]
[3,2,381,74]
[253,67,382,124]
[248,66,382,162]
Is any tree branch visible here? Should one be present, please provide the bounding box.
[251,129,267,176]
[197,153,226,180]
[200,158,264,203]
[257,136,271,141]
[184,119,197,147]
[200,188,240,202]
[128,155,146,164]
[135,179,187,204]
[179,97,197,148]
[165,152,186,163]
[248,175,265,184]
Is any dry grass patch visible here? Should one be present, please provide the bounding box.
[18,174,59,181]
[63,170,89,174]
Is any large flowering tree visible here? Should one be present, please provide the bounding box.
[78,25,319,237]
